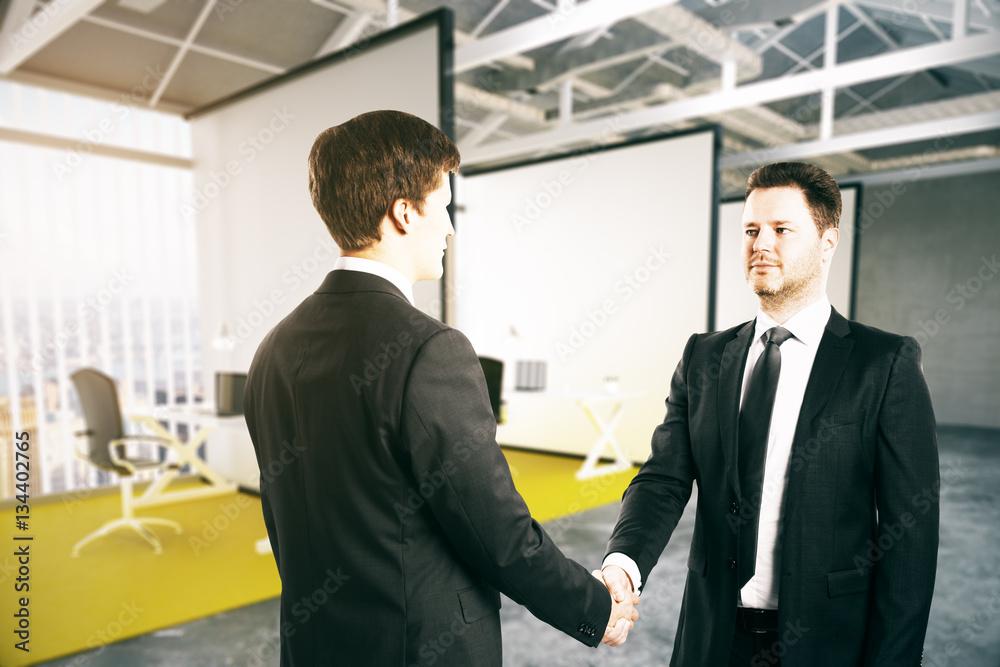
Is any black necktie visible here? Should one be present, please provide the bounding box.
[737,326,793,589]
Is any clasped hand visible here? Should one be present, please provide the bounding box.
[598,565,639,647]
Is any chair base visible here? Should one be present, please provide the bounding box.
[71,517,183,557]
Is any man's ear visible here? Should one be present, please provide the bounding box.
[821,226,839,262]
[388,198,412,234]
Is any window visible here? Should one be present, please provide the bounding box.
[0,81,199,499]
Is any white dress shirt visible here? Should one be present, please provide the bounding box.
[333,256,414,306]
[604,295,832,609]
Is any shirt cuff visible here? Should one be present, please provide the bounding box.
[602,553,642,593]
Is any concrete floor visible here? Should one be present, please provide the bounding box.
[43,425,1000,667]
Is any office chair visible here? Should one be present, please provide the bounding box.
[478,357,504,423]
[70,368,183,557]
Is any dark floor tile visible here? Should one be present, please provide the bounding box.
[42,426,1000,667]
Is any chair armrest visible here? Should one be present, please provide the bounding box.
[109,435,178,471]
[107,439,138,474]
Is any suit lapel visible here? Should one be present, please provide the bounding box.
[783,308,854,523]
[719,320,756,496]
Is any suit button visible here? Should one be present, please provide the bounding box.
[730,503,740,515]
[578,623,586,633]
[728,557,737,570]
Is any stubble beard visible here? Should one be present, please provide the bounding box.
[746,246,823,314]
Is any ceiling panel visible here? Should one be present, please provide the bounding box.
[195,0,345,69]
[19,21,179,97]
[91,0,210,40]
[160,49,273,108]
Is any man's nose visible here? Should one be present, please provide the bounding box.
[753,228,774,253]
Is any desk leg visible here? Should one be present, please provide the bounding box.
[131,416,238,508]
[575,400,633,480]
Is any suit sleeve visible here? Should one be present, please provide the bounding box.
[865,336,939,665]
[401,328,612,647]
[243,362,281,571]
[605,334,698,589]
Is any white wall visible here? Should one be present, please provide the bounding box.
[454,130,717,462]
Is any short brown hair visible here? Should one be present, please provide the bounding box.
[308,110,461,250]
[745,162,842,233]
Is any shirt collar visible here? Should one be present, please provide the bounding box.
[333,256,415,305]
[753,295,831,348]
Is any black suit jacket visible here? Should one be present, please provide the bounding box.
[606,308,939,666]
[244,270,611,666]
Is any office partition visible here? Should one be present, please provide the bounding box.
[454,128,719,462]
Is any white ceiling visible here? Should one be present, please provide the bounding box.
[1,0,998,193]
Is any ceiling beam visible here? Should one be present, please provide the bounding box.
[839,154,1000,185]
[341,0,534,70]
[0,0,105,74]
[853,0,1000,32]
[150,0,218,107]
[720,109,1000,168]
[454,0,681,74]
[314,11,374,58]
[457,112,510,149]
[463,30,1000,165]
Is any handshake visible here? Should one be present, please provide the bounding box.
[596,564,640,647]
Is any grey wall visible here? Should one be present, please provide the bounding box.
[854,169,1000,428]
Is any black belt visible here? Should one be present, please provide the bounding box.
[736,607,779,634]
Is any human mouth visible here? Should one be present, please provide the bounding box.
[750,258,779,271]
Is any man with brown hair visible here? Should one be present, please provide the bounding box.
[601,162,939,665]
[244,110,637,666]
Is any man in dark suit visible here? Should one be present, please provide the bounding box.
[600,162,939,666]
[243,110,637,666]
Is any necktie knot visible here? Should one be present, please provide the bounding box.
[764,326,793,348]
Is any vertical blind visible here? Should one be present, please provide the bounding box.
[0,80,198,499]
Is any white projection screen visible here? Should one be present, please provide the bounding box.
[454,128,719,463]
[185,10,452,487]
[714,184,859,330]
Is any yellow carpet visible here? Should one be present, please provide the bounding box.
[0,451,635,666]
[0,479,280,667]
[501,447,637,523]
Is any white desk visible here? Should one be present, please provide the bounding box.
[565,390,642,480]
[496,389,642,480]
[126,406,241,507]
